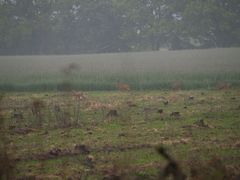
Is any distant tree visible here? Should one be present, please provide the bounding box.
[112,0,193,51]
[182,0,240,48]
[0,0,239,54]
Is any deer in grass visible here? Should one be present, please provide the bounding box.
[117,83,130,91]
[72,91,86,101]
[171,81,182,91]
[217,82,230,90]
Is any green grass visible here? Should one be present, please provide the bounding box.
[1,89,240,179]
[0,48,240,91]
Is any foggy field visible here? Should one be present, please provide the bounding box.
[1,1,240,179]
[0,48,240,91]
[1,89,239,179]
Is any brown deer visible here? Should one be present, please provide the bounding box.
[217,82,230,90]
[171,81,182,91]
[72,91,86,101]
[117,83,130,91]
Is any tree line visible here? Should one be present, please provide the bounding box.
[0,0,239,55]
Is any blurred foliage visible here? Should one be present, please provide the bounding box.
[0,0,239,55]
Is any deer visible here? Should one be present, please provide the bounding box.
[171,81,182,91]
[217,82,230,90]
[117,83,130,91]
[72,91,86,101]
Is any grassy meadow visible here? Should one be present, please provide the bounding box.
[0,89,240,179]
[0,48,240,91]
[0,48,240,179]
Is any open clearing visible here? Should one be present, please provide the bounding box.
[1,89,240,179]
[0,48,240,179]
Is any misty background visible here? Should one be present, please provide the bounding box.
[0,2,240,179]
[0,0,239,55]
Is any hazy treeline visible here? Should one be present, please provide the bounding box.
[0,0,239,55]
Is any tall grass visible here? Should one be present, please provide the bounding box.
[0,48,240,91]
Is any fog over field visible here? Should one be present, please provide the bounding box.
[0,0,240,179]
[0,48,240,91]
[1,48,240,74]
